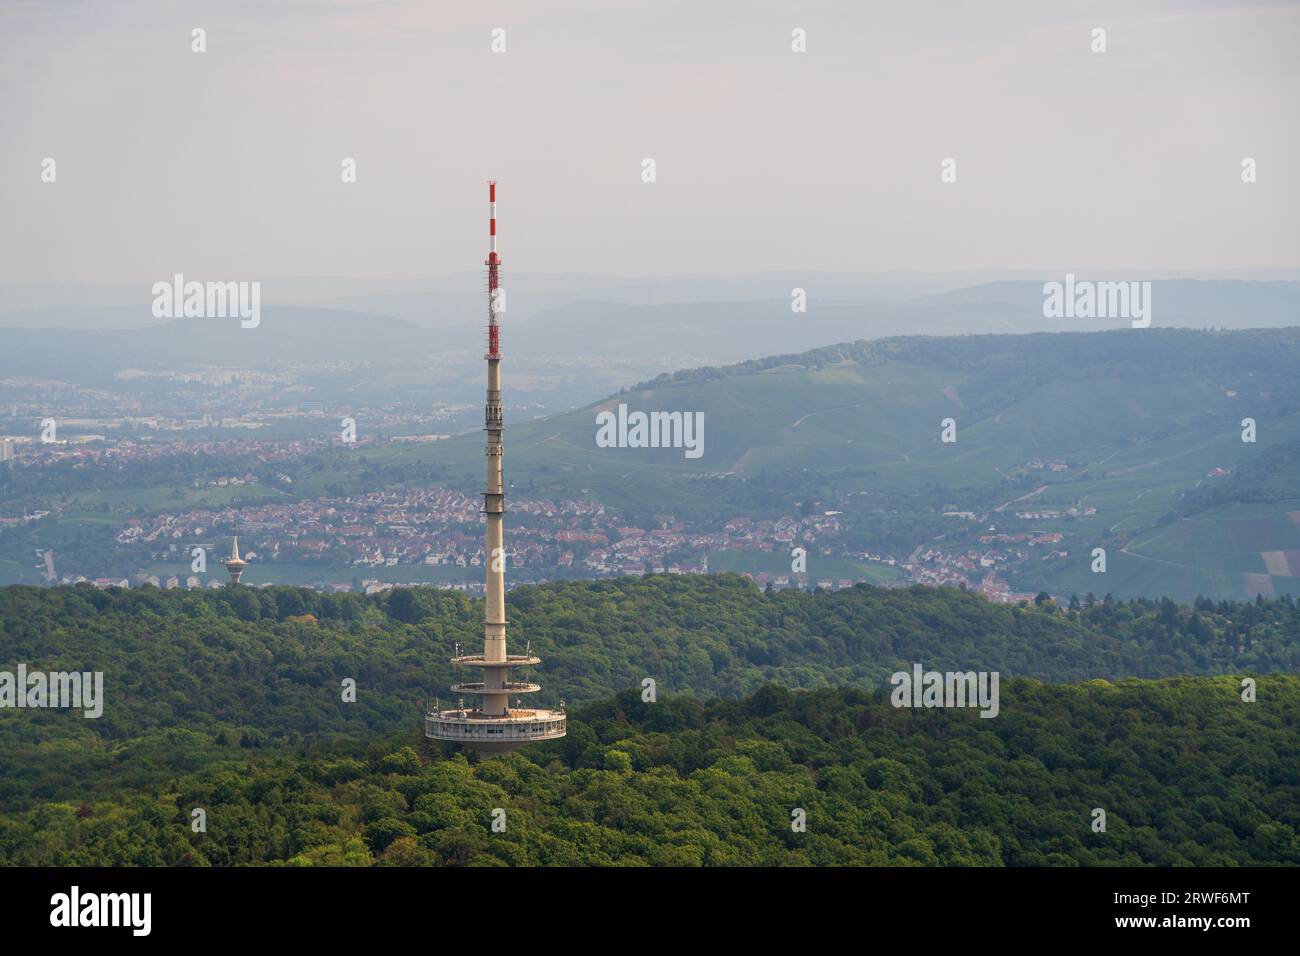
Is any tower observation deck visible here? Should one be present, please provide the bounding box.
[425,182,566,754]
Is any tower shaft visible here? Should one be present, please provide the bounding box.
[425,180,565,752]
[483,180,507,712]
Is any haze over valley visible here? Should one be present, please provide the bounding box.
[3,278,1297,604]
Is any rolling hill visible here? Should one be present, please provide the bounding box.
[394,327,1300,601]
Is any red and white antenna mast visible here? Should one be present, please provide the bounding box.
[486,180,501,358]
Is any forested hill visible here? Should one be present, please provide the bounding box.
[3,575,1299,809]
[634,326,1300,395]
[4,677,1298,866]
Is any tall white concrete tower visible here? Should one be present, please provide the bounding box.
[425,182,566,754]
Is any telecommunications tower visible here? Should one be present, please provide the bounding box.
[224,517,247,585]
[425,182,567,753]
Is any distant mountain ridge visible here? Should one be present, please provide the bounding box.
[4,278,1297,379]
[509,278,1300,368]
[635,325,1300,390]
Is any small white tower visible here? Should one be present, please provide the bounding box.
[224,517,248,586]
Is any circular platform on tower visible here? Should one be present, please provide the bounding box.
[451,653,542,668]
[449,680,541,695]
[425,706,566,752]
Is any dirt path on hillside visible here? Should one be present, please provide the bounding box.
[791,402,871,429]
[994,485,1048,513]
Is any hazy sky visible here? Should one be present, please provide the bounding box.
[1,0,1297,284]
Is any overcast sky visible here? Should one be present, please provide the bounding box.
[1,0,1296,284]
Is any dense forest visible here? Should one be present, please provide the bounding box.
[2,678,1296,866]
[5,580,1294,759]
[3,576,1297,866]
